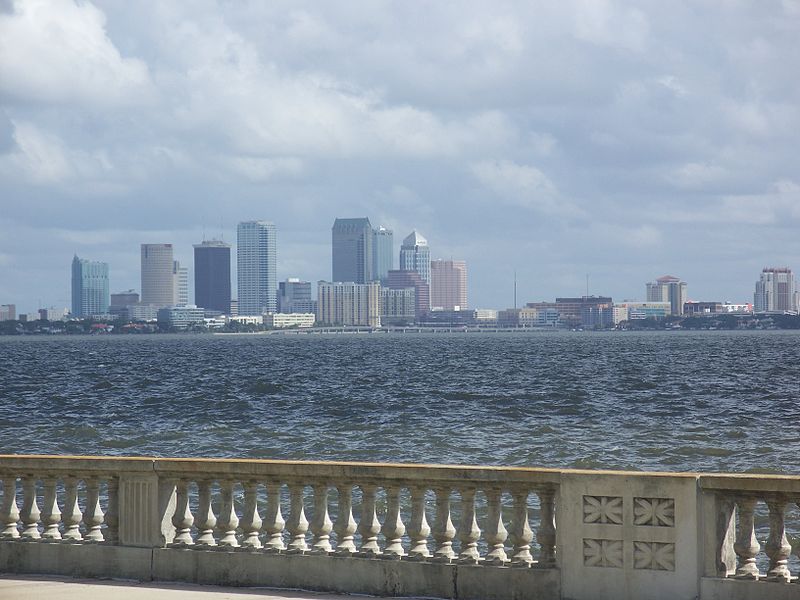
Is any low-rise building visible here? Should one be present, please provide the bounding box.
[38,307,68,321]
[613,301,671,323]
[0,304,15,321]
[157,305,205,329]
[263,312,316,328]
[474,309,498,323]
[227,315,262,326]
[683,301,723,316]
[381,288,416,326]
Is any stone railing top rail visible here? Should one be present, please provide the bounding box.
[1,454,798,490]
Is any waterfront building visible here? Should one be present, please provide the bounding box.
[474,308,498,323]
[399,231,431,286]
[552,296,614,329]
[157,305,205,330]
[420,309,477,326]
[372,226,394,283]
[497,307,541,327]
[0,304,16,321]
[386,269,429,320]
[237,221,277,315]
[722,302,753,313]
[613,301,671,324]
[381,287,416,326]
[141,244,175,308]
[263,312,316,329]
[114,304,158,322]
[317,281,381,327]
[228,315,262,326]
[332,217,373,284]
[754,267,797,313]
[173,261,188,306]
[38,307,68,321]
[71,255,109,317]
[193,240,231,314]
[110,290,139,307]
[278,278,317,314]
[430,259,467,311]
[683,301,724,316]
[646,275,687,316]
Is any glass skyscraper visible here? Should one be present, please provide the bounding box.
[194,240,231,313]
[332,217,373,283]
[141,243,175,308]
[237,221,277,315]
[399,231,431,285]
[372,226,393,283]
[71,255,109,317]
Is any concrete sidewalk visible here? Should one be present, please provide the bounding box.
[0,575,366,599]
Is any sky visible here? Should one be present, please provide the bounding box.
[1,0,799,313]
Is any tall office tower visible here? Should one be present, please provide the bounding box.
[754,267,797,313]
[430,259,467,311]
[71,255,109,317]
[332,217,373,283]
[317,281,381,327]
[278,278,316,314]
[386,269,429,320]
[645,275,687,316]
[173,261,189,306]
[372,226,394,283]
[400,231,431,285]
[141,244,175,307]
[237,221,277,315]
[194,240,231,313]
[0,304,16,321]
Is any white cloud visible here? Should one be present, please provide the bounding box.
[0,0,153,107]
[720,180,800,225]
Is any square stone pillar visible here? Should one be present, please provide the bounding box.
[118,473,176,548]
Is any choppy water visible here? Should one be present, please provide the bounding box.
[1,330,799,473]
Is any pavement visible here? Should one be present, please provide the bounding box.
[0,576,366,599]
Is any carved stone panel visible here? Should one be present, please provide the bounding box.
[633,497,675,527]
[633,541,676,571]
[583,496,623,525]
[583,538,624,568]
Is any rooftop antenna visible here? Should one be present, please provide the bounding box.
[514,270,517,309]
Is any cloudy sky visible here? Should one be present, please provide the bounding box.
[1,0,799,312]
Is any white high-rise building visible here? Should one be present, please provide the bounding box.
[173,260,189,306]
[141,244,175,308]
[237,221,277,316]
[645,275,687,316]
[400,231,431,285]
[754,267,797,313]
[317,281,381,327]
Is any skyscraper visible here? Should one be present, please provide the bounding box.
[141,244,175,307]
[387,269,429,320]
[431,259,467,311]
[400,231,431,285]
[372,226,394,283]
[194,240,231,313]
[278,278,316,314]
[317,281,381,327]
[237,221,277,315]
[646,275,687,316]
[754,267,797,313]
[71,255,110,317]
[332,218,373,283]
[173,260,188,306]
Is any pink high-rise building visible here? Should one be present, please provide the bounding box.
[430,259,467,311]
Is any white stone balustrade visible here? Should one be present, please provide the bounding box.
[3,455,800,600]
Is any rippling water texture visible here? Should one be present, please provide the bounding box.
[2,331,799,473]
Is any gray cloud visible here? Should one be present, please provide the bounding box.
[1,0,799,312]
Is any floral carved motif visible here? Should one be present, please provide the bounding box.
[583,496,623,525]
[633,541,675,571]
[583,538,624,568]
[633,497,675,527]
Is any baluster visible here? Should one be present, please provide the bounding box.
[357,484,381,556]
[0,476,20,538]
[104,477,119,543]
[484,488,508,565]
[310,484,333,553]
[333,483,357,555]
[407,486,431,559]
[765,497,791,582]
[195,480,217,546]
[40,477,62,540]
[83,478,104,542]
[20,476,41,540]
[263,482,285,552]
[733,497,760,579]
[431,487,456,562]
[286,483,309,553]
[217,480,239,547]
[240,481,262,549]
[61,477,82,541]
[458,488,480,563]
[509,488,533,566]
[172,480,194,545]
[537,487,557,567]
[382,485,405,557]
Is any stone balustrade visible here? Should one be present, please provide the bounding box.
[0,455,799,600]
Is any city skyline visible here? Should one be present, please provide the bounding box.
[2,3,798,313]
